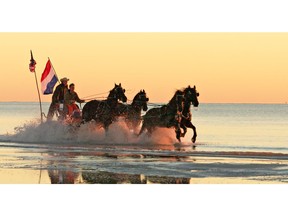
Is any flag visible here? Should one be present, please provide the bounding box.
[29,50,36,72]
[41,59,59,94]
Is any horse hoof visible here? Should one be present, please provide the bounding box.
[192,138,196,143]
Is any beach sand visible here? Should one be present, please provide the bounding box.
[1,143,287,184]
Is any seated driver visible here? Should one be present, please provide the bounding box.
[64,83,85,117]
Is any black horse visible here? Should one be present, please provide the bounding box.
[138,90,185,142]
[115,90,149,132]
[180,85,200,143]
[82,83,127,131]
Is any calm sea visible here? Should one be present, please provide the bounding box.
[0,102,287,154]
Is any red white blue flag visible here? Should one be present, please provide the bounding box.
[41,60,58,94]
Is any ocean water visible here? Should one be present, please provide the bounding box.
[0,102,288,184]
[0,102,287,153]
[194,103,288,153]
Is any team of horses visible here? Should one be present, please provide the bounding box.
[81,83,199,143]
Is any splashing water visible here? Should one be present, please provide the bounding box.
[0,119,180,145]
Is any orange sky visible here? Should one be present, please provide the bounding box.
[0,32,287,103]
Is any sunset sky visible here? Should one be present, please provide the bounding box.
[0,32,287,103]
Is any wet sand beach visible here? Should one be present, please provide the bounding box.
[1,142,288,184]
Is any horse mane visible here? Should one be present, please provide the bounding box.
[132,91,141,102]
[107,85,119,101]
[109,85,118,93]
[182,86,192,93]
[108,89,115,98]
[168,89,183,104]
[108,84,121,97]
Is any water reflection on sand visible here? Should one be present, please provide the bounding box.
[1,142,288,184]
[47,170,191,184]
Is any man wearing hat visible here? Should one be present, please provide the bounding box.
[64,83,85,117]
[47,77,69,121]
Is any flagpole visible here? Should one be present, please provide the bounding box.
[48,57,61,84]
[30,50,43,123]
[34,69,44,123]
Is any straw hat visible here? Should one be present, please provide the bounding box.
[60,77,69,82]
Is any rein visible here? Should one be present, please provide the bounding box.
[82,91,110,99]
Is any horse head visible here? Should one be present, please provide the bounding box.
[112,83,127,103]
[184,85,199,107]
[133,89,149,111]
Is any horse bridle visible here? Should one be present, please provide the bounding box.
[133,93,149,108]
[185,88,199,104]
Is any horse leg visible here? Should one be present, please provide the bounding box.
[185,121,197,143]
[180,122,187,137]
[81,115,91,125]
[103,122,110,137]
[132,120,140,134]
[104,118,113,132]
[175,124,181,143]
[138,121,147,137]
[138,122,154,139]
[47,103,58,121]
[147,127,153,137]
[82,113,92,123]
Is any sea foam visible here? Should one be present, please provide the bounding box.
[1,118,180,145]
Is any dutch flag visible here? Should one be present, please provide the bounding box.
[41,59,59,94]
